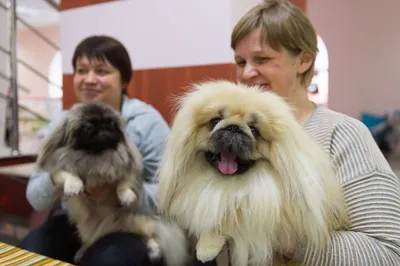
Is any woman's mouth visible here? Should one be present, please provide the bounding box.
[251,84,271,91]
[82,89,101,100]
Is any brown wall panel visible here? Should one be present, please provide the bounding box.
[62,74,78,109]
[289,0,307,12]
[61,0,306,13]
[60,0,118,11]
[62,63,235,124]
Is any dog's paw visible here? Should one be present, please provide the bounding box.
[117,188,137,206]
[196,232,226,263]
[146,238,162,262]
[196,245,222,263]
[64,176,84,196]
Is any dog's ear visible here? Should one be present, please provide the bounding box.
[268,117,348,246]
[37,119,69,170]
[156,96,198,219]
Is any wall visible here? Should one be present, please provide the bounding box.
[308,0,400,118]
[231,0,263,30]
[60,0,306,124]
[60,0,236,123]
[17,25,60,101]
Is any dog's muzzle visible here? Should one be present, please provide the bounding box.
[206,124,254,175]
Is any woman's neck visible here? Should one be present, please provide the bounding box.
[288,87,315,125]
[108,96,123,113]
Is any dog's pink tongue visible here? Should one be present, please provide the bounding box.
[218,150,238,175]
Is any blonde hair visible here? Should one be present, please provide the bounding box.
[231,0,318,86]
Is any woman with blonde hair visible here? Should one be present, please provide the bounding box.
[221,0,400,265]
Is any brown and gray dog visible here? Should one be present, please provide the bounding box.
[37,102,191,265]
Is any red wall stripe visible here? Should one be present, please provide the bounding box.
[60,0,119,11]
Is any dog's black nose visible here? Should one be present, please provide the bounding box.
[224,125,242,133]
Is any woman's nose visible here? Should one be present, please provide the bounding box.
[84,71,97,83]
[241,63,258,81]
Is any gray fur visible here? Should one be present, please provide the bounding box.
[37,102,143,199]
[36,102,191,265]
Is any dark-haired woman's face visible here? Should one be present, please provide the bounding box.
[73,56,125,109]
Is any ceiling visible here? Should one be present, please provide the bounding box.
[1,0,60,28]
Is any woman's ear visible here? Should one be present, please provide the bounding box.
[297,51,315,75]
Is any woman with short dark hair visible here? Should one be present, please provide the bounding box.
[19,35,172,266]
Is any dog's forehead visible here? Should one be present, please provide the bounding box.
[225,109,259,122]
[77,103,115,117]
[202,96,266,118]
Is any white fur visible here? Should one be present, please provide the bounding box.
[146,238,162,261]
[53,170,84,196]
[166,161,283,266]
[117,188,137,206]
[155,220,193,266]
[157,81,348,266]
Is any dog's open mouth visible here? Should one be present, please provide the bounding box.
[205,150,255,175]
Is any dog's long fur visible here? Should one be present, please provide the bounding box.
[37,102,191,265]
[157,81,349,266]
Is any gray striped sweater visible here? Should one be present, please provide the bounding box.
[293,106,400,265]
[216,106,400,265]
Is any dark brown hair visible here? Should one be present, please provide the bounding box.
[72,35,132,93]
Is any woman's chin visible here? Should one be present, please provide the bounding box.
[80,95,103,103]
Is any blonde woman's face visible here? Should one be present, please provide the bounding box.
[234,30,306,98]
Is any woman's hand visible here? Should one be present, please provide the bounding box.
[80,184,120,206]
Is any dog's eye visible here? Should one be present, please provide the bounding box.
[209,117,221,129]
[250,126,259,137]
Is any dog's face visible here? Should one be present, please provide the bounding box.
[196,99,267,176]
[68,102,125,154]
[170,80,295,177]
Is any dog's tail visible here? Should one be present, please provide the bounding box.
[155,219,193,266]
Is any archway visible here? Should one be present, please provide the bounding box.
[47,51,63,119]
[307,34,329,106]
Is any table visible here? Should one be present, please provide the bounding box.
[0,154,37,168]
[0,156,38,243]
[0,163,35,179]
[0,242,73,265]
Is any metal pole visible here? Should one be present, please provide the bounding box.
[9,0,19,155]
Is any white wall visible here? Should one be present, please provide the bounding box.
[231,0,262,31]
[61,0,234,73]
[308,0,400,118]
[60,0,400,119]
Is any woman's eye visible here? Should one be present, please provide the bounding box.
[96,69,109,75]
[254,57,269,64]
[209,117,221,129]
[76,68,87,74]
[250,126,259,137]
[235,60,245,67]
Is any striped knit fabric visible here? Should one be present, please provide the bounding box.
[0,242,73,266]
[293,106,400,265]
[216,106,400,265]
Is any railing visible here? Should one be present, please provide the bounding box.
[0,92,50,123]
[9,0,18,155]
[0,0,61,156]
[0,46,61,92]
